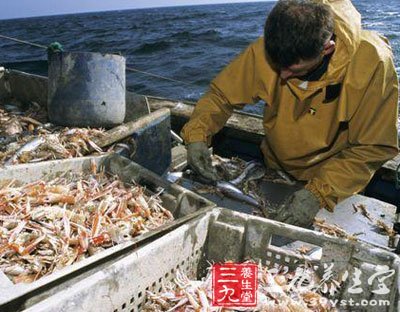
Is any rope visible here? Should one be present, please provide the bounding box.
[0,33,196,86]
[0,34,47,50]
[126,66,195,86]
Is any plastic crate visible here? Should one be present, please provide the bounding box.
[23,208,400,312]
[0,154,215,311]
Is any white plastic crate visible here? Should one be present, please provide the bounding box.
[23,208,400,312]
[0,154,215,311]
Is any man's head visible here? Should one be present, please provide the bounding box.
[264,0,335,79]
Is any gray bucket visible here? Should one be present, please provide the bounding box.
[48,52,126,128]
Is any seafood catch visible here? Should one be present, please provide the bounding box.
[185,157,267,211]
[168,165,265,210]
[0,102,113,166]
[0,167,174,284]
[313,218,358,241]
[1,127,106,166]
[144,263,336,311]
[229,160,266,186]
[0,102,47,137]
[4,136,46,165]
[216,181,263,209]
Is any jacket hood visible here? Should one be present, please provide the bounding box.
[287,0,362,99]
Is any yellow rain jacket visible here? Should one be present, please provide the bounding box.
[181,0,399,211]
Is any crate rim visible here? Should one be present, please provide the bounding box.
[0,154,216,308]
[21,207,400,312]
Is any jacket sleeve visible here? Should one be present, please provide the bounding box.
[305,59,399,211]
[181,42,261,144]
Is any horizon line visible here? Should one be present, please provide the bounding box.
[0,0,276,21]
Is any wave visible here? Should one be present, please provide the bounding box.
[133,41,172,54]
[0,0,399,105]
[155,12,211,23]
[170,29,222,42]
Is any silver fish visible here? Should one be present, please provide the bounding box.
[216,181,262,208]
[229,160,265,186]
[275,170,296,186]
[167,171,262,208]
[5,136,45,165]
[166,171,183,183]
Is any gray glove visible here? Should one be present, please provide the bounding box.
[187,142,219,182]
[273,188,320,228]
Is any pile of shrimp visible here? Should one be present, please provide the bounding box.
[0,102,107,165]
[1,127,107,165]
[144,264,337,312]
[0,166,173,284]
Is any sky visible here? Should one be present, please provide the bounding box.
[0,0,273,20]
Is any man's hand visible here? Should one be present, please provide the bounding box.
[187,142,219,182]
[273,188,320,228]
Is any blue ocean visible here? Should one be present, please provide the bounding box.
[0,0,399,109]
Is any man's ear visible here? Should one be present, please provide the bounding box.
[322,40,336,56]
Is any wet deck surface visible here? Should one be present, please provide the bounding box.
[317,195,398,249]
[170,174,399,251]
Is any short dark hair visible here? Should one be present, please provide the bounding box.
[264,0,334,68]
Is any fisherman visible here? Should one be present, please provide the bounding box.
[181,0,399,227]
